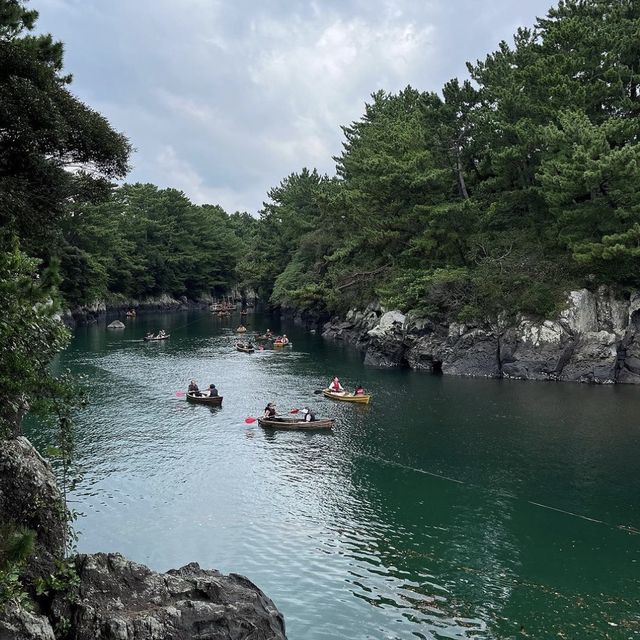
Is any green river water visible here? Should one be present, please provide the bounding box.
[26,311,640,639]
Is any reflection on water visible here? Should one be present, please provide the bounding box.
[27,311,640,639]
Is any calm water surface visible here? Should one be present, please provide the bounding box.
[27,312,640,639]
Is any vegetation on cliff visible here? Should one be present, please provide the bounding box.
[238,0,640,322]
[0,0,129,605]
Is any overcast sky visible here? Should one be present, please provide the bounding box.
[35,0,553,215]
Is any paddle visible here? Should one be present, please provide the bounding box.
[176,391,186,397]
[290,408,300,414]
[245,417,257,424]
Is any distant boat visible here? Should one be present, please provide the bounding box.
[236,342,255,353]
[186,391,223,406]
[236,325,247,333]
[143,334,170,341]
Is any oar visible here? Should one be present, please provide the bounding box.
[290,408,300,414]
[245,417,257,424]
[176,391,186,397]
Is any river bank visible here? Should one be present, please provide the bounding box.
[61,294,216,328]
[318,286,640,384]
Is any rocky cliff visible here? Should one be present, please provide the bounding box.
[322,287,640,384]
[62,294,215,328]
[0,438,287,640]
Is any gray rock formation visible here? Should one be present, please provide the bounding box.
[0,603,55,640]
[322,287,640,384]
[364,311,407,367]
[51,553,286,640]
[106,320,125,329]
[0,437,65,586]
[0,438,288,639]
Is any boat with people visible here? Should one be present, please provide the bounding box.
[258,416,334,430]
[323,389,371,404]
[186,391,223,406]
[143,332,170,341]
[273,335,292,347]
[236,342,255,353]
[236,325,247,333]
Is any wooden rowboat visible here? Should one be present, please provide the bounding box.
[273,341,292,348]
[143,334,170,341]
[186,392,223,406]
[322,389,371,404]
[258,417,334,430]
[236,343,255,353]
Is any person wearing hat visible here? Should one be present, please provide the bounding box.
[208,383,218,397]
[263,402,276,419]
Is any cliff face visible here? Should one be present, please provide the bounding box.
[322,287,640,384]
[0,438,287,640]
[61,294,214,328]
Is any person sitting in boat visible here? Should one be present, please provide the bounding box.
[158,329,166,338]
[354,384,365,396]
[208,383,218,397]
[145,332,155,340]
[188,380,201,396]
[302,407,316,422]
[266,329,273,337]
[247,342,254,349]
[263,402,276,419]
[329,377,344,393]
[281,335,289,345]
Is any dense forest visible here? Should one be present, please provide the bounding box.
[43,0,640,329]
[239,0,640,323]
[3,0,640,428]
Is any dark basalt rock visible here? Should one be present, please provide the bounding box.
[0,437,66,588]
[0,439,288,640]
[321,288,640,384]
[52,553,287,640]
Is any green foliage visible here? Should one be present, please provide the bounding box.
[58,184,241,303]
[0,0,130,258]
[35,558,79,599]
[0,244,71,438]
[238,1,640,323]
[0,525,35,606]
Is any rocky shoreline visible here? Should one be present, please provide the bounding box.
[320,287,640,384]
[61,294,215,328]
[0,437,287,640]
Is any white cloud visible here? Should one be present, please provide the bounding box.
[34,0,554,214]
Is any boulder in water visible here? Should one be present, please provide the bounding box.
[107,320,125,329]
